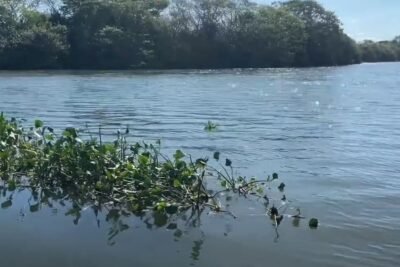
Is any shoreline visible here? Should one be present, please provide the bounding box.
[0,62,399,73]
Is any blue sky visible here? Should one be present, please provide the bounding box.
[257,0,400,41]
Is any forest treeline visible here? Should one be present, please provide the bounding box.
[0,0,399,70]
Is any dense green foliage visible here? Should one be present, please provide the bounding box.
[359,38,400,63]
[0,113,289,223]
[1,112,314,242]
[0,0,367,69]
[0,0,398,69]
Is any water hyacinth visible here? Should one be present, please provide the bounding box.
[0,113,314,238]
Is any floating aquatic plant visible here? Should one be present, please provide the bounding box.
[0,113,316,242]
[204,121,218,132]
[309,218,319,229]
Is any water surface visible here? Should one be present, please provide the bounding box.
[1,63,400,267]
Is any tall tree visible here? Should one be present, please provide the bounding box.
[65,0,168,68]
[229,6,306,67]
[280,0,360,66]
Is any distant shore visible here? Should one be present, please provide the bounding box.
[1,0,398,71]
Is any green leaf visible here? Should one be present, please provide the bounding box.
[213,152,220,161]
[220,180,227,187]
[173,179,181,188]
[156,201,167,211]
[34,120,43,128]
[225,158,232,167]
[174,150,185,161]
[63,127,77,139]
[138,154,149,165]
[45,134,54,141]
[7,180,17,191]
[309,218,319,228]
[272,173,279,180]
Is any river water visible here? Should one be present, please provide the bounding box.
[0,63,399,267]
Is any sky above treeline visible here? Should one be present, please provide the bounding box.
[257,0,400,41]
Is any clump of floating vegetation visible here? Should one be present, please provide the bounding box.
[204,120,218,132]
[0,113,313,238]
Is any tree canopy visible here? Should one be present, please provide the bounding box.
[0,0,398,69]
[359,38,400,63]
